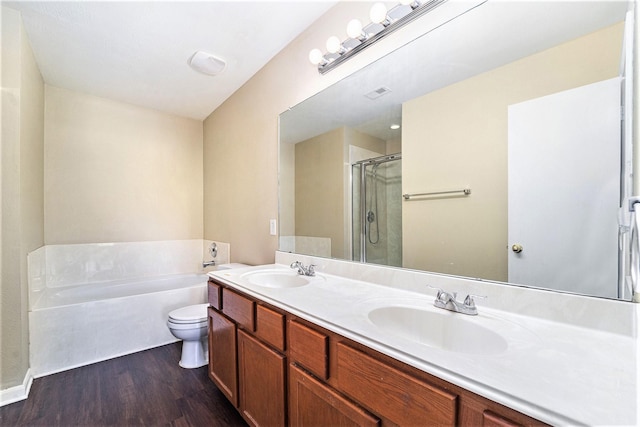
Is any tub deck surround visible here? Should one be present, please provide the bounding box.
[27,240,232,379]
[209,260,639,426]
[27,240,231,309]
[32,273,207,310]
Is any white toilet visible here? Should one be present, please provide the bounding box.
[167,303,210,369]
[167,263,248,368]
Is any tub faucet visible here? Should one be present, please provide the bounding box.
[430,287,485,316]
[203,260,216,268]
[290,261,316,277]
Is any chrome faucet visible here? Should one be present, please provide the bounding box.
[203,242,217,268]
[430,287,485,316]
[290,261,316,277]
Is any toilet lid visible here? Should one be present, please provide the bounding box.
[168,303,209,322]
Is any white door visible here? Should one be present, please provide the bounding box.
[507,78,620,298]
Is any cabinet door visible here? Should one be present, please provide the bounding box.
[237,330,286,427]
[289,364,379,427]
[208,308,238,407]
[483,411,522,427]
[336,343,457,426]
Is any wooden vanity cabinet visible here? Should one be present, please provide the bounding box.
[237,330,286,427]
[289,364,380,427]
[288,317,457,426]
[207,280,287,427]
[208,307,237,406]
[207,279,547,427]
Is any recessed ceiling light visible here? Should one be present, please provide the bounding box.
[390,124,400,130]
[189,51,226,76]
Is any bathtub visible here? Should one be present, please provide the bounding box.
[29,273,208,377]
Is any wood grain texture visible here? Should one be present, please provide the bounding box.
[209,308,239,407]
[289,364,380,427]
[208,280,222,309]
[222,288,255,331]
[237,330,286,427]
[336,342,457,426]
[483,410,523,427]
[0,343,246,427]
[288,320,329,380]
[255,304,286,352]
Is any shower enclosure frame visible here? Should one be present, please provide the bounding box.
[353,153,402,263]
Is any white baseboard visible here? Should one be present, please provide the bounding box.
[0,369,33,407]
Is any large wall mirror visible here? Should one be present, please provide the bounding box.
[279,0,635,301]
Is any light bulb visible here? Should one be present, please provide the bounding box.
[309,48,323,65]
[326,36,342,54]
[346,18,363,39]
[370,2,388,24]
[390,124,400,130]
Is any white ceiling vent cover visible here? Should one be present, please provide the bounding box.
[189,51,227,76]
[365,86,392,100]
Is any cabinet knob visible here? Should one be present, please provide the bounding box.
[511,244,523,253]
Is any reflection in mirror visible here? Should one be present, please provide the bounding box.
[279,1,634,300]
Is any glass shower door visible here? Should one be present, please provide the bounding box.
[352,155,402,267]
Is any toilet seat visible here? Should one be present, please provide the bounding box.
[167,319,208,330]
[168,303,208,324]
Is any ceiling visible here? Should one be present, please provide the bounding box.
[4,1,336,120]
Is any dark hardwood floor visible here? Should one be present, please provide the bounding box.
[0,343,247,426]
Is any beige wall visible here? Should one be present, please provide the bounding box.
[1,7,45,389]
[284,126,385,260]
[203,1,439,265]
[44,86,203,244]
[295,128,345,258]
[402,22,623,280]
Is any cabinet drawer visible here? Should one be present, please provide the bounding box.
[336,343,457,426]
[222,288,255,331]
[288,320,329,380]
[256,304,285,351]
[208,280,222,310]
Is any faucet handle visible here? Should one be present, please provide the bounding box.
[290,261,304,275]
[307,264,317,276]
[428,285,452,301]
[427,285,444,298]
[463,294,487,308]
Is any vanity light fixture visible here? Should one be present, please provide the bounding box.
[309,0,446,74]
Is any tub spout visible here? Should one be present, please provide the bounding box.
[203,260,216,268]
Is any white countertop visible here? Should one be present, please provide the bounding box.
[209,262,638,426]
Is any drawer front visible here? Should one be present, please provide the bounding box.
[256,304,285,352]
[208,280,222,310]
[336,343,457,426]
[222,288,255,331]
[288,320,329,380]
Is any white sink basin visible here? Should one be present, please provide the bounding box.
[368,306,508,355]
[242,270,310,289]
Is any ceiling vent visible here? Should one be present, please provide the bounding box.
[365,86,391,100]
[189,51,226,76]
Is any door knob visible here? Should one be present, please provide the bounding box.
[511,244,523,253]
